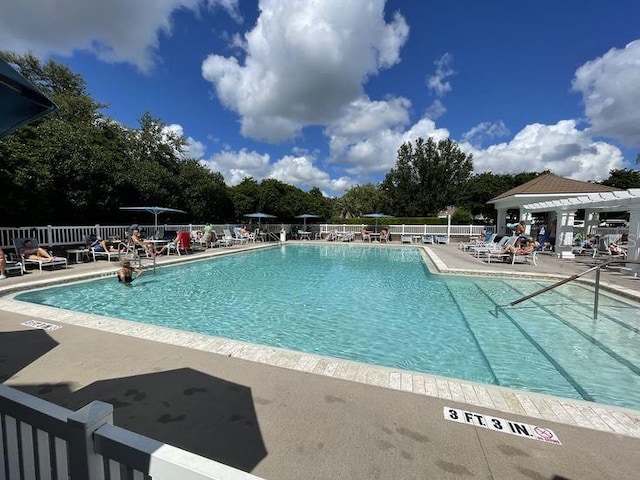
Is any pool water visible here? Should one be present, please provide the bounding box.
[16,244,640,410]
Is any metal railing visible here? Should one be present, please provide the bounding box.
[503,259,640,320]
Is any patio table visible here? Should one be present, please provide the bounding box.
[66,248,90,263]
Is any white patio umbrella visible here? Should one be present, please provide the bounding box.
[120,206,186,236]
[363,213,391,233]
[294,213,321,229]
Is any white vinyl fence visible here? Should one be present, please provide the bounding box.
[0,223,493,250]
[0,384,263,480]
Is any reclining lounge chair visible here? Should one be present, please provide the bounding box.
[13,238,67,272]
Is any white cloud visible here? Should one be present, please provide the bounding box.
[424,53,454,121]
[464,120,624,181]
[0,0,240,72]
[203,149,354,195]
[425,99,446,120]
[329,117,451,177]
[201,0,409,142]
[427,53,455,97]
[270,155,355,193]
[163,124,206,159]
[205,148,272,185]
[462,120,510,147]
[572,40,640,147]
[326,96,411,155]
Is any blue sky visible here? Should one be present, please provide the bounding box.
[3,0,640,196]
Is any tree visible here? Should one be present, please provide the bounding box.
[335,183,385,218]
[600,168,640,189]
[381,137,473,216]
[229,178,260,220]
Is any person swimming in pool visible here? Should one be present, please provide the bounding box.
[117,260,143,284]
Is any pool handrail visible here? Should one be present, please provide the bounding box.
[502,259,640,320]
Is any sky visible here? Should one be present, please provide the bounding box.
[2,0,640,197]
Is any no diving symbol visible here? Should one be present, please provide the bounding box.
[534,426,554,439]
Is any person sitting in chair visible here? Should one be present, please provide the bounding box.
[19,239,54,261]
[361,227,372,242]
[156,233,180,256]
[86,233,118,253]
[503,238,538,256]
[608,242,626,255]
[380,227,390,242]
[131,229,157,256]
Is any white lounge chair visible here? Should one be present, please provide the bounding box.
[13,238,67,272]
[401,234,412,244]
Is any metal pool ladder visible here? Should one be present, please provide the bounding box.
[497,259,640,320]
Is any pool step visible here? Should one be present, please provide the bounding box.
[498,281,640,409]
[445,281,585,401]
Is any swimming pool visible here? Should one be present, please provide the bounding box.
[16,244,640,410]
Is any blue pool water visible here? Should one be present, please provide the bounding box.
[16,244,640,410]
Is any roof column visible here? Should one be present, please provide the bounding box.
[555,209,577,259]
[518,210,533,236]
[626,206,640,274]
[496,208,507,236]
[584,209,599,237]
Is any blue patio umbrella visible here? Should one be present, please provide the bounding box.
[120,206,186,236]
[294,213,321,229]
[363,213,391,233]
[0,57,57,139]
[244,212,277,228]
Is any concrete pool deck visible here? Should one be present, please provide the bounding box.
[1,241,640,479]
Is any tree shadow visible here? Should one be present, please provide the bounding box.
[15,367,267,472]
[0,329,59,382]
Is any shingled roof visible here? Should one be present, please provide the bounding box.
[490,173,620,201]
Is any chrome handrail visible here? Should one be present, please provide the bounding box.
[501,259,640,320]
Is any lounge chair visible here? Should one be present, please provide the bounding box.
[422,235,434,244]
[593,235,626,260]
[401,234,412,244]
[232,227,249,245]
[459,233,496,251]
[218,229,234,247]
[4,259,24,276]
[13,238,67,272]
[85,235,121,262]
[436,236,448,244]
[473,236,515,259]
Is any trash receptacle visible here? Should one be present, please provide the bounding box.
[280,229,287,242]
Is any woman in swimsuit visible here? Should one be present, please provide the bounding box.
[117,260,143,283]
[19,239,54,261]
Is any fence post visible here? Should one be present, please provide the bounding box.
[67,400,113,480]
[447,215,452,242]
[46,225,53,247]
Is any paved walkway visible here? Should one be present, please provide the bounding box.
[1,241,640,479]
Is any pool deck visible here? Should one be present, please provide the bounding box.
[1,240,640,479]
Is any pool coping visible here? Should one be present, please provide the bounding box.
[2,243,640,440]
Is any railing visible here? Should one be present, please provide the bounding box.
[0,224,492,250]
[317,224,489,240]
[502,259,640,320]
[0,383,263,480]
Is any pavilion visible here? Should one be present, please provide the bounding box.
[487,173,639,264]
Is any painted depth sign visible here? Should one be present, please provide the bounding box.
[444,407,561,445]
[21,320,61,331]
